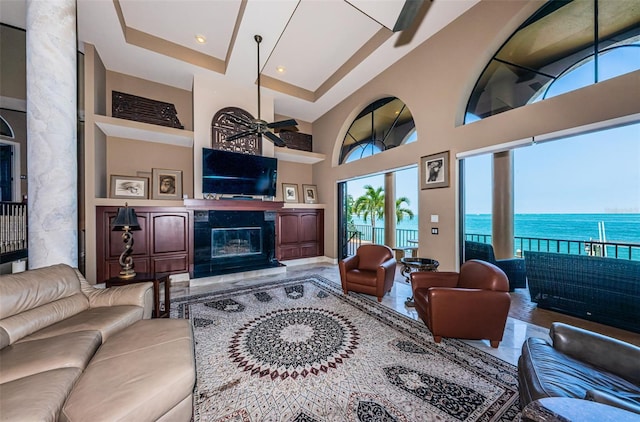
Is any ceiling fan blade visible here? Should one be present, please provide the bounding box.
[225,130,256,142]
[267,119,298,129]
[264,131,286,147]
[392,0,426,32]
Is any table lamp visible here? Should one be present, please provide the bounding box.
[111,203,141,279]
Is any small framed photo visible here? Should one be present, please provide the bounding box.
[302,184,318,204]
[152,168,183,200]
[282,183,299,203]
[110,175,148,199]
[421,151,450,190]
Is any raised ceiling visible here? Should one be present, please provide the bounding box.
[1,0,478,122]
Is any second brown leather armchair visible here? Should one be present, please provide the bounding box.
[410,259,511,347]
[339,244,397,302]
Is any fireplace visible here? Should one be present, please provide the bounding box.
[211,227,262,258]
[193,210,279,278]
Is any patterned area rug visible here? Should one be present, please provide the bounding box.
[172,275,521,421]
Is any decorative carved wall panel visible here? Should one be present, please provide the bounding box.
[211,107,261,155]
[112,91,184,129]
[278,131,312,152]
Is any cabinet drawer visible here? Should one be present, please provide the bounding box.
[278,246,301,261]
[152,255,189,273]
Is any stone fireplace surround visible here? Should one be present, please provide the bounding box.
[187,199,283,278]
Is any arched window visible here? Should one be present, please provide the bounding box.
[1,116,14,138]
[465,0,640,123]
[339,97,416,164]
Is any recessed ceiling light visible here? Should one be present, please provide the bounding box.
[276,66,286,73]
[195,34,207,44]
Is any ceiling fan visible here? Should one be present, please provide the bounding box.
[392,0,428,32]
[224,35,298,147]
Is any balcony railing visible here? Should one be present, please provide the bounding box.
[346,225,419,256]
[465,233,640,261]
[1,202,28,263]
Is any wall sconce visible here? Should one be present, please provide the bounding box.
[111,203,141,279]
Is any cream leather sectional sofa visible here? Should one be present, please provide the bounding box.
[0,264,196,421]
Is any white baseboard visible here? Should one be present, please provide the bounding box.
[189,265,287,287]
[281,256,337,267]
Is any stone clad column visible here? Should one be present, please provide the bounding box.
[26,0,78,268]
[384,172,396,248]
[492,151,514,259]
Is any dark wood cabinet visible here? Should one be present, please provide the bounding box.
[276,209,324,261]
[96,206,193,281]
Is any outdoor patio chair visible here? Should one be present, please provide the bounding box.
[464,241,527,290]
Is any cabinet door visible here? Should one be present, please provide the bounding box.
[107,213,149,258]
[276,209,323,261]
[299,213,319,243]
[278,214,300,245]
[151,213,188,254]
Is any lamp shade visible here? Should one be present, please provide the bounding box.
[112,204,141,230]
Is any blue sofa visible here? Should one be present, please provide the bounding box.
[464,241,527,290]
[524,251,640,333]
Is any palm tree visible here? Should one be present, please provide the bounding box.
[395,197,414,223]
[345,194,356,231]
[353,185,385,244]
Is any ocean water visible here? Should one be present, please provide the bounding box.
[352,213,640,243]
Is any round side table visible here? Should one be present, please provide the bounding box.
[400,257,439,307]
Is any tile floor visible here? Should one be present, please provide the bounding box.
[171,262,552,366]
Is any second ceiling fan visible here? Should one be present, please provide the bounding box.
[224,35,298,147]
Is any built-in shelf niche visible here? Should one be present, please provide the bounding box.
[274,147,325,164]
[94,114,194,148]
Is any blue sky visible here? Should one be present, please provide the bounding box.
[465,123,640,214]
[346,122,639,215]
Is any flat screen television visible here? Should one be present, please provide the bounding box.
[202,148,277,197]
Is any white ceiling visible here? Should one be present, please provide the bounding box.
[1,0,478,123]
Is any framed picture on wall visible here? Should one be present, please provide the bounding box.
[110,175,148,199]
[282,183,299,203]
[151,168,183,200]
[302,184,318,204]
[420,151,450,189]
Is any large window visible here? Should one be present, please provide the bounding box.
[465,0,640,123]
[340,97,416,164]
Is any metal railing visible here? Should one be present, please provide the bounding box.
[465,233,640,261]
[351,225,419,247]
[346,225,419,256]
[1,202,28,263]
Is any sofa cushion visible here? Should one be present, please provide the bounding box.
[0,264,84,319]
[0,264,90,345]
[61,319,195,422]
[17,305,144,344]
[520,337,640,405]
[0,330,101,384]
[1,294,90,346]
[0,367,82,421]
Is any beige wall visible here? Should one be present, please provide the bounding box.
[311,1,640,270]
[0,25,26,103]
[276,161,313,202]
[107,137,194,199]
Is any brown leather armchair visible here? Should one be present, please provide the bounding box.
[339,244,397,302]
[410,259,511,347]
